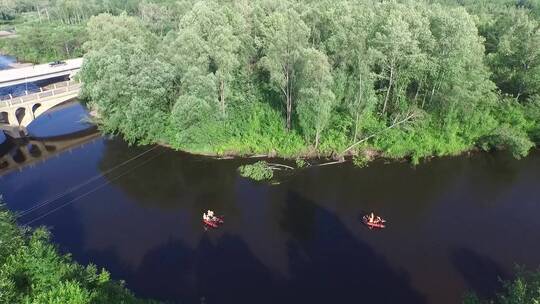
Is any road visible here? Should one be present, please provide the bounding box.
[0,58,83,88]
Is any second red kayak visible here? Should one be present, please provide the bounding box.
[362,215,386,229]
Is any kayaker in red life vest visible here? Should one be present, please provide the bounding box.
[368,212,384,224]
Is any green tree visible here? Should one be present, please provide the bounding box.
[326,2,377,142]
[297,48,335,148]
[259,6,310,131]
[489,8,540,101]
[180,1,242,116]
[369,2,430,116]
[138,1,175,36]
[0,0,16,20]
[81,13,173,143]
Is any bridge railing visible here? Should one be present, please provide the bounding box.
[0,81,81,109]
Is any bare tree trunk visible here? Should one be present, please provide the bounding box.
[382,65,394,115]
[353,111,360,143]
[219,79,225,116]
[429,72,444,105]
[429,82,437,104]
[286,94,292,131]
[516,81,523,102]
[352,71,364,142]
[285,69,292,131]
[36,5,42,23]
[414,79,422,104]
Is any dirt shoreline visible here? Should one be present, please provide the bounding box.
[7,61,33,69]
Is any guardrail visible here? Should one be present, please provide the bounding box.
[0,81,81,109]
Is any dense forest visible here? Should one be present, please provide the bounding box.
[1,0,540,163]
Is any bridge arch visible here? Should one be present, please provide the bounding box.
[27,143,42,157]
[12,148,26,163]
[15,107,26,125]
[1,81,81,137]
[32,103,42,116]
[0,112,8,124]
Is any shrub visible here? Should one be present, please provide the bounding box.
[0,202,154,304]
[238,161,274,181]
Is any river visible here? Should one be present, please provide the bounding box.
[1,57,540,304]
[0,54,16,69]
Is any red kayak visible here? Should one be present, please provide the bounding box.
[203,219,219,228]
[203,216,224,228]
[362,215,386,229]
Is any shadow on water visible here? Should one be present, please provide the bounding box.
[95,191,425,303]
[450,248,509,299]
[280,191,317,242]
[97,139,239,209]
[282,191,426,304]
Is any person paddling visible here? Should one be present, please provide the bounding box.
[363,212,386,229]
[367,212,385,224]
[368,212,375,223]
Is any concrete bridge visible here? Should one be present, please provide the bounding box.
[0,58,82,88]
[0,126,100,176]
[0,80,82,138]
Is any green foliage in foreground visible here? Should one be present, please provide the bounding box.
[464,269,540,304]
[238,161,274,181]
[0,203,154,304]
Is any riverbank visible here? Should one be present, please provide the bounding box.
[0,30,15,38]
[86,104,533,167]
[0,202,155,303]
[5,61,32,69]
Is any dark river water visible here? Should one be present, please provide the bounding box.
[1,57,540,304]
